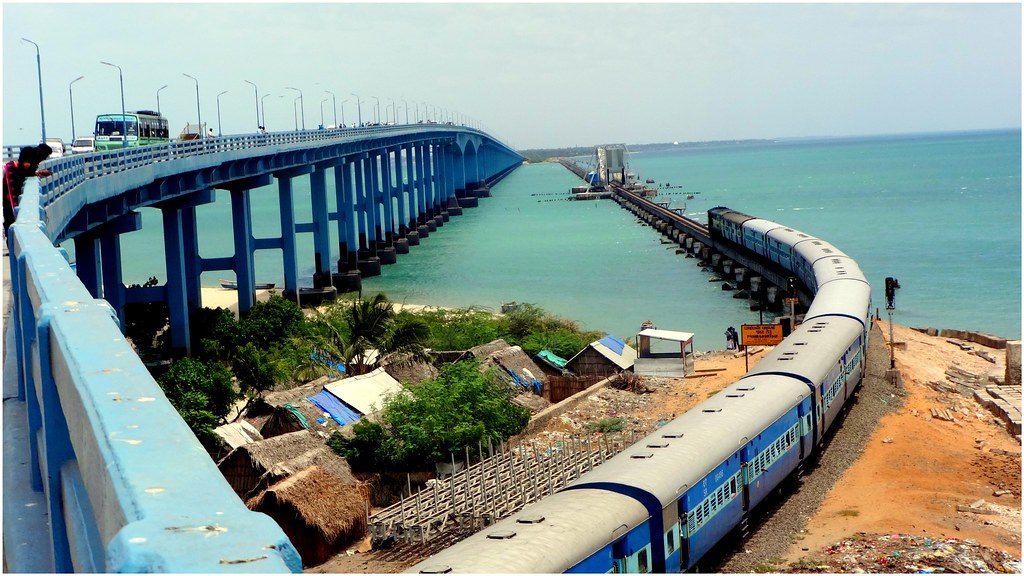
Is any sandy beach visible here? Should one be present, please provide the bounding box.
[199,286,451,318]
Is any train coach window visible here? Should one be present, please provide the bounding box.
[637,548,650,573]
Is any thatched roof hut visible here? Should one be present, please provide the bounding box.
[218,430,357,499]
[466,338,512,360]
[254,379,350,439]
[247,466,368,567]
[382,353,439,385]
[483,345,550,392]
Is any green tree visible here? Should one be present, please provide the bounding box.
[237,295,306,349]
[231,342,287,418]
[158,357,237,444]
[331,361,530,470]
[190,306,239,361]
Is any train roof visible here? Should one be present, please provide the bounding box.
[407,488,648,573]
[765,226,815,246]
[744,317,864,385]
[561,377,809,507]
[743,218,786,236]
[793,238,849,264]
[811,255,868,288]
[804,279,872,326]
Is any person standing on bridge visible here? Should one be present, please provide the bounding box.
[4,144,53,238]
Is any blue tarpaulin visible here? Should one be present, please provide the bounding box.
[598,334,626,356]
[307,390,362,426]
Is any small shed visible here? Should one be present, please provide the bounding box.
[633,328,695,378]
[247,466,368,568]
[480,345,549,394]
[218,429,358,499]
[565,334,638,377]
[256,379,349,439]
[324,367,404,416]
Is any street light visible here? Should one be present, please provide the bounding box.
[340,99,349,127]
[156,84,168,116]
[244,79,260,131]
[22,38,46,142]
[350,93,363,126]
[325,90,337,128]
[319,98,328,128]
[370,96,380,124]
[100,61,127,147]
[68,75,84,141]
[260,93,272,130]
[402,98,409,124]
[182,73,203,138]
[285,86,304,130]
[287,95,300,131]
[216,90,228,136]
[387,97,395,125]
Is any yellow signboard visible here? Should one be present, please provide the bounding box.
[741,323,784,346]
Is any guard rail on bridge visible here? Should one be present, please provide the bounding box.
[3,123,520,573]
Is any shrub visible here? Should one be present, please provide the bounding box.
[158,357,237,445]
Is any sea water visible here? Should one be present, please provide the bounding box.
[108,129,1021,349]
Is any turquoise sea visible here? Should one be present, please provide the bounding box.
[104,129,1021,349]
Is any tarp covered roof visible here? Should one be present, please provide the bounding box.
[307,390,362,426]
[324,368,403,415]
[537,350,568,369]
[598,334,627,356]
[581,334,638,371]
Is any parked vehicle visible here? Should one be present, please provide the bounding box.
[70,136,95,154]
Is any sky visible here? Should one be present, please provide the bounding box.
[2,2,1020,149]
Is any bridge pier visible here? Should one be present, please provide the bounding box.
[331,158,362,294]
[73,235,102,299]
[221,175,272,316]
[274,166,312,300]
[310,164,336,288]
[356,153,381,277]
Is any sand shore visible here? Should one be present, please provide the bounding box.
[199,286,451,318]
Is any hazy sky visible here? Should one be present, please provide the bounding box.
[3,3,1020,149]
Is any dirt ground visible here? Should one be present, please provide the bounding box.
[782,321,1021,565]
[312,323,1021,573]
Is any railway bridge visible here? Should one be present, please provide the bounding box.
[3,124,522,572]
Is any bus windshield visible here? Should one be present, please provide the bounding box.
[96,116,138,136]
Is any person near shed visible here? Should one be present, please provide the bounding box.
[4,144,53,237]
[728,326,740,350]
[725,327,736,350]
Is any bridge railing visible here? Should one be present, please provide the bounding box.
[5,181,302,572]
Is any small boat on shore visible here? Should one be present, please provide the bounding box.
[219,279,276,290]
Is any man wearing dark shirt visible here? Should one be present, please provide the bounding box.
[3,144,53,237]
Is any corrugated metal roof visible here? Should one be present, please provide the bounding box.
[214,420,263,450]
[324,368,404,415]
[589,339,637,370]
[637,328,694,343]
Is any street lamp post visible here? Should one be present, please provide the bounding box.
[216,90,228,136]
[387,98,396,125]
[402,99,409,124]
[260,93,271,130]
[325,90,337,128]
[68,75,84,141]
[291,96,300,131]
[22,38,46,142]
[320,98,328,128]
[244,80,260,130]
[182,73,203,138]
[100,61,127,147]
[350,93,363,126]
[285,86,304,130]
[371,96,380,124]
[340,99,349,127]
[156,84,168,116]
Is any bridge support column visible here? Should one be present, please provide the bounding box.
[223,176,271,315]
[370,151,396,265]
[180,206,202,312]
[356,153,381,277]
[161,206,192,354]
[445,144,463,216]
[310,166,335,287]
[332,158,362,293]
[390,147,410,255]
[377,150,398,264]
[73,234,102,298]
[415,143,430,239]
[425,143,440,230]
[96,211,143,331]
[404,143,420,246]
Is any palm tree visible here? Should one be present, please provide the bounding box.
[296,294,430,377]
[343,294,430,375]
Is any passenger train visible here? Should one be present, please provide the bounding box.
[408,206,872,574]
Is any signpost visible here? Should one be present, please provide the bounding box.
[741,323,784,370]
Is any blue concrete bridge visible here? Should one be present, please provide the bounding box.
[3,124,522,572]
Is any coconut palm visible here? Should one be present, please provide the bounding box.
[342,294,430,375]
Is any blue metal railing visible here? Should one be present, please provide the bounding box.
[3,123,521,573]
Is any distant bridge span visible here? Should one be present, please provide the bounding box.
[4,124,522,572]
